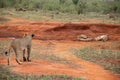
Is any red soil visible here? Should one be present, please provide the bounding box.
[0,19,120,40]
[0,18,120,80]
[0,40,120,80]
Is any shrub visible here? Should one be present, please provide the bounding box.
[76,1,87,14]
[59,0,66,4]
[72,0,79,5]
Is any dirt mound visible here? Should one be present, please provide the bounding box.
[44,23,120,40]
[0,21,120,40]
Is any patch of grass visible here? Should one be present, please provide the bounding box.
[0,8,120,24]
[0,65,24,80]
[109,41,120,50]
[12,10,120,24]
[71,46,120,74]
[0,65,85,80]
[92,41,120,51]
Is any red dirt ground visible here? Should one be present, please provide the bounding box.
[0,18,120,40]
[0,18,120,80]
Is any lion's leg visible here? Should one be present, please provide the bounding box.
[8,56,10,65]
[27,47,31,62]
[7,47,12,65]
[14,49,22,65]
[23,49,27,61]
[8,52,11,65]
[16,51,22,64]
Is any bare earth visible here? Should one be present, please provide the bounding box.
[0,18,120,80]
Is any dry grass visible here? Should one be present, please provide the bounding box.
[0,8,120,24]
[0,65,85,80]
[70,41,120,74]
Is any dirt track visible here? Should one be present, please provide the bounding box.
[0,18,120,80]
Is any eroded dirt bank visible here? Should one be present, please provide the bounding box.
[0,21,120,41]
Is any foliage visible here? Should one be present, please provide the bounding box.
[0,0,120,14]
[0,0,14,8]
[59,0,66,4]
[105,0,120,13]
[76,0,87,14]
[72,0,79,5]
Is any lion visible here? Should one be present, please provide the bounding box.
[77,34,93,41]
[94,34,109,41]
[5,33,34,65]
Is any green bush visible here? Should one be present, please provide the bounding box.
[76,1,87,14]
[59,0,66,4]
[72,0,79,5]
[0,0,120,14]
[0,0,14,8]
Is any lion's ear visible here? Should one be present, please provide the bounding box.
[23,33,27,38]
[31,34,34,37]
